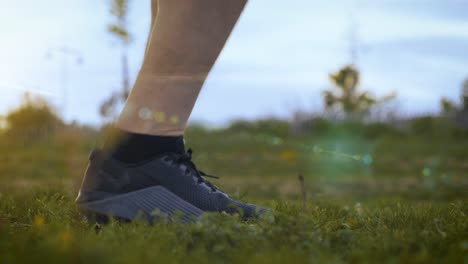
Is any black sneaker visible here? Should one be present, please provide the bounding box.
[76,148,266,223]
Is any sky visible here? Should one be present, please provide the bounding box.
[0,0,467,126]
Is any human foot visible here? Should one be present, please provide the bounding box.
[76,148,266,223]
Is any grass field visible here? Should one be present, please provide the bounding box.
[1,122,467,263]
[1,189,466,263]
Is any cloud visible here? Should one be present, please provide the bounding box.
[365,0,468,21]
[369,36,468,63]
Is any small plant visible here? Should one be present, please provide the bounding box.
[100,0,133,120]
[323,65,396,119]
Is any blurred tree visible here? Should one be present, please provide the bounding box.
[3,93,63,140]
[440,97,457,115]
[462,78,468,111]
[0,115,6,131]
[455,78,468,128]
[323,65,396,119]
[100,0,132,119]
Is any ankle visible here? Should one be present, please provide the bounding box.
[103,127,185,163]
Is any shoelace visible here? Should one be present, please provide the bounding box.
[175,148,220,192]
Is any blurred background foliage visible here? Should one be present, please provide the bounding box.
[1,67,467,201]
[1,93,63,141]
[99,0,132,120]
[323,65,396,118]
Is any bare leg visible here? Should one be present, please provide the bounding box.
[117,0,248,136]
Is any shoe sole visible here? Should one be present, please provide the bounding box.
[76,186,203,224]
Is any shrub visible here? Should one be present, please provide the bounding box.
[228,118,290,137]
[3,93,63,142]
[409,116,435,136]
[363,122,403,139]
